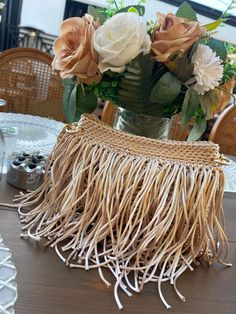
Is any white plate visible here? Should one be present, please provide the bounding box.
[0,113,64,155]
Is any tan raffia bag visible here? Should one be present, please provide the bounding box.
[16,114,230,309]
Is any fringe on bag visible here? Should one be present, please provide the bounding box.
[13,114,230,309]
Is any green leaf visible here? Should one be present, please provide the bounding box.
[68,86,78,122]
[62,78,78,123]
[206,38,227,62]
[189,39,201,59]
[199,89,219,120]
[87,5,107,24]
[187,119,207,141]
[128,7,139,14]
[176,1,197,21]
[76,84,97,114]
[203,19,223,31]
[181,88,199,126]
[166,53,194,82]
[115,5,145,16]
[117,54,164,116]
[62,79,97,122]
[149,72,181,104]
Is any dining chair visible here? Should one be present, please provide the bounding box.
[0,47,64,121]
[209,104,236,156]
[101,100,189,140]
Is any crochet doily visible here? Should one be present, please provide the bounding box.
[0,235,17,314]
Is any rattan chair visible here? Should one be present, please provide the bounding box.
[0,47,64,121]
[209,104,236,155]
[101,101,189,141]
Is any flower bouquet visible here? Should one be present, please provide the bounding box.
[52,0,236,140]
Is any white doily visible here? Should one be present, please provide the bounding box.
[0,113,64,155]
[0,236,17,314]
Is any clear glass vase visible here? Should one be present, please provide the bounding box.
[113,107,171,140]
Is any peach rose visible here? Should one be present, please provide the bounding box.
[151,13,205,62]
[52,14,101,84]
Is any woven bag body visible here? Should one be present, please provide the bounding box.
[18,114,228,309]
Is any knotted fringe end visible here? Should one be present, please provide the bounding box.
[16,114,229,310]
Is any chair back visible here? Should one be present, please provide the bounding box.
[0,48,64,121]
[209,104,236,156]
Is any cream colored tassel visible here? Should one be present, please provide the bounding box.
[9,114,230,309]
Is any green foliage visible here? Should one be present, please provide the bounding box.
[206,38,227,62]
[223,62,236,83]
[87,5,107,24]
[76,84,97,114]
[105,0,146,16]
[62,78,80,122]
[62,78,97,122]
[203,20,223,32]
[181,88,199,126]
[187,107,207,141]
[225,42,236,54]
[96,72,122,103]
[149,72,181,105]
[161,93,185,117]
[188,39,201,59]
[166,53,194,82]
[117,54,165,116]
[187,119,207,141]
[199,90,218,120]
[115,5,145,16]
[219,0,236,22]
[175,1,197,21]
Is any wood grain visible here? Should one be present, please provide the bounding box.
[1,178,236,314]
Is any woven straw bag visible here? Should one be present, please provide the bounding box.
[17,114,229,309]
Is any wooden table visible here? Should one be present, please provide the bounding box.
[0,176,236,314]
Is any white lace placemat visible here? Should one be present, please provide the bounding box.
[0,235,17,314]
[0,113,64,155]
[0,113,65,174]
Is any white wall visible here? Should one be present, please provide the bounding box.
[20,0,66,35]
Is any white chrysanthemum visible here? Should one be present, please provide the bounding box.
[190,44,224,95]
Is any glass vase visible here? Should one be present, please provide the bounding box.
[113,107,171,140]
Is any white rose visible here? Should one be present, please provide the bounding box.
[93,12,151,73]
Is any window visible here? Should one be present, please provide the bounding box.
[161,0,236,25]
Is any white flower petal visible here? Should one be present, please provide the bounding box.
[93,12,151,73]
[190,44,224,95]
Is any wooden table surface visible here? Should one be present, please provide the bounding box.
[0,176,236,314]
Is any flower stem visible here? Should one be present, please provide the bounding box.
[114,1,119,10]
[216,86,236,106]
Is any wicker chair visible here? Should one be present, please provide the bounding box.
[209,104,236,156]
[0,47,64,121]
[101,101,189,141]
